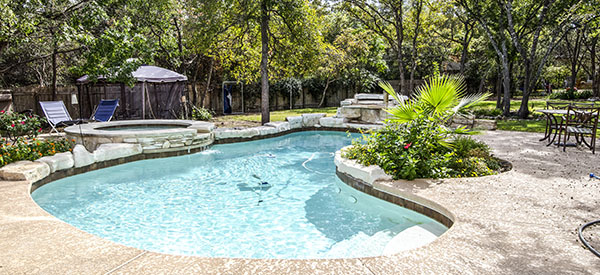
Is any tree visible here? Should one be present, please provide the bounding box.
[458,0,513,116]
[217,0,321,124]
[343,0,407,94]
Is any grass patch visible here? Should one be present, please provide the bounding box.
[212,107,338,123]
[497,120,546,133]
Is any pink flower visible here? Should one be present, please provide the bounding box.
[404,143,412,149]
[20,121,25,125]
[10,124,15,127]
[38,128,42,132]
[0,110,4,114]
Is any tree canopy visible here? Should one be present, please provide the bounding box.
[1,0,599,120]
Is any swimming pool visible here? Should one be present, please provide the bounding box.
[32,131,446,259]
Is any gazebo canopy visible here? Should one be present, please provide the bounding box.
[77,65,187,83]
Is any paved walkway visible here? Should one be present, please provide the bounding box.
[0,131,599,274]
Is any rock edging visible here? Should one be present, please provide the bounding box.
[334,148,455,228]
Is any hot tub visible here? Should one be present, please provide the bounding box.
[64,120,215,153]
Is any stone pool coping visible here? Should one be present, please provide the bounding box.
[1,129,600,273]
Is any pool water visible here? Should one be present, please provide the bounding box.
[32,131,445,259]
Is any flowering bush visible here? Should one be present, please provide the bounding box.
[0,138,75,167]
[342,122,500,180]
[0,111,45,143]
[342,75,499,180]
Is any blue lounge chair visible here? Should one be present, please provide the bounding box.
[39,101,85,134]
[91,99,119,122]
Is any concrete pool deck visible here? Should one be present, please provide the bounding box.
[0,130,599,274]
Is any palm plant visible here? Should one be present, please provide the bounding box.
[381,74,489,124]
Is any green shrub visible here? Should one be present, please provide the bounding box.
[191,106,213,121]
[343,75,498,180]
[0,111,44,143]
[0,137,75,167]
[548,88,593,100]
[343,123,499,180]
[343,119,455,180]
[471,108,502,118]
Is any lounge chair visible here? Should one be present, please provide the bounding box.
[39,101,87,134]
[91,99,119,122]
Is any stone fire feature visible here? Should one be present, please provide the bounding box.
[335,93,407,124]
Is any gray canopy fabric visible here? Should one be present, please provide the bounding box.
[77,65,187,83]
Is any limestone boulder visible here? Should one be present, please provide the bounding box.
[355,93,384,100]
[188,121,215,133]
[93,143,143,162]
[0,161,50,182]
[256,126,278,136]
[35,152,74,173]
[474,119,497,130]
[286,116,303,129]
[73,144,95,168]
[265,121,290,132]
[302,113,326,127]
[319,117,346,128]
[214,128,260,140]
[360,109,383,123]
[340,99,356,106]
[337,107,361,119]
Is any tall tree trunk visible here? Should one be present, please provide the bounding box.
[260,0,270,124]
[592,36,599,98]
[501,42,511,116]
[173,16,184,73]
[51,30,58,101]
[459,22,472,75]
[201,57,214,107]
[517,60,531,118]
[569,28,583,90]
[394,2,406,95]
[319,78,333,107]
[495,70,502,109]
[409,0,422,93]
[190,58,201,106]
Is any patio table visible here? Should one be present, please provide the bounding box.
[536,109,568,146]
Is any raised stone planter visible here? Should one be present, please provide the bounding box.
[35,152,74,173]
[334,148,392,185]
[0,161,50,182]
[93,143,143,162]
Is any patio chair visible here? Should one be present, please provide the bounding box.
[39,101,85,134]
[559,105,600,154]
[91,99,119,122]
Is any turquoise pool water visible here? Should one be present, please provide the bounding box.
[32,131,445,259]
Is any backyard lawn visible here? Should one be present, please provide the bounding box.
[211,100,555,132]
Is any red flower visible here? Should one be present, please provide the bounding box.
[38,128,42,132]
[10,124,14,127]
[0,110,4,114]
[404,143,412,149]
